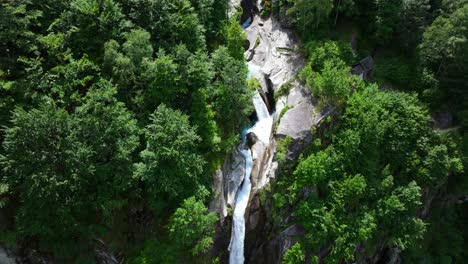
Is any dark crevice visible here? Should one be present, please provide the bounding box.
[240,0,259,26]
[264,74,276,114]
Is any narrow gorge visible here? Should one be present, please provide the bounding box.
[211,1,334,262]
[1,0,465,263]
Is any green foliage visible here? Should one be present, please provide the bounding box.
[301,59,353,106]
[290,85,462,262]
[130,238,177,264]
[124,0,206,52]
[191,89,221,151]
[134,104,205,211]
[275,80,293,100]
[211,46,252,135]
[0,0,248,261]
[279,105,293,121]
[396,0,431,49]
[372,0,403,44]
[142,49,184,107]
[404,202,468,263]
[334,0,359,23]
[169,196,218,256]
[374,56,414,88]
[122,29,154,68]
[287,0,334,38]
[282,243,305,264]
[261,0,273,17]
[53,0,126,58]
[188,0,228,45]
[304,40,355,69]
[299,40,356,106]
[0,2,41,76]
[0,82,139,260]
[418,4,468,111]
[223,15,247,61]
[276,136,293,165]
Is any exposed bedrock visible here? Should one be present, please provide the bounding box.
[276,82,334,161]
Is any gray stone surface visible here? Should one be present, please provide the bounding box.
[223,147,246,209]
[276,84,316,140]
[0,247,16,264]
[209,169,228,221]
[249,224,306,264]
[244,17,305,95]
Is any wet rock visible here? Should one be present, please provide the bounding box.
[209,169,228,222]
[241,0,259,25]
[247,132,259,148]
[248,211,261,230]
[246,49,255,61]
[263,75,276,114]
[250,139,274,193]
[0,247,16,264]
[223,148,246,208]
[247,195,262,231]
[243,39,251,51]
[94,239,120,264]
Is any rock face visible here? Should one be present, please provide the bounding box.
[249,225,306,264]
[224,148,247,210]
[278,4,294,28]
[0,247,16,264]
[276,83,316,140]
[249,140,269,191]
[94,239,120,264]
[276,82,334,160]
[244,16,305,94]
[209,169,228,221]
[240,0,259,25]
[212,13,326,264]
[228,0,241,17]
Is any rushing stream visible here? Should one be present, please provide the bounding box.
[229,85,273,263]
[228,136,253,264]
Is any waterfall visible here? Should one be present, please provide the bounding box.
[229,90,273,264]
[249,93,273,144]
[228,139,253,264]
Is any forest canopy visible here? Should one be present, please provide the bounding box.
[0,0,467,263]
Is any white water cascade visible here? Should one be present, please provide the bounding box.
[229,89,273,264]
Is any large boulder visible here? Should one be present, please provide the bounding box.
[223,148,246,209]
[275,83,334,161]
[276,84,316,140]
[247,132,259,148]
[249,138,275,193]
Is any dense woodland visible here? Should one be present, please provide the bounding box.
[0,0,467,263]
